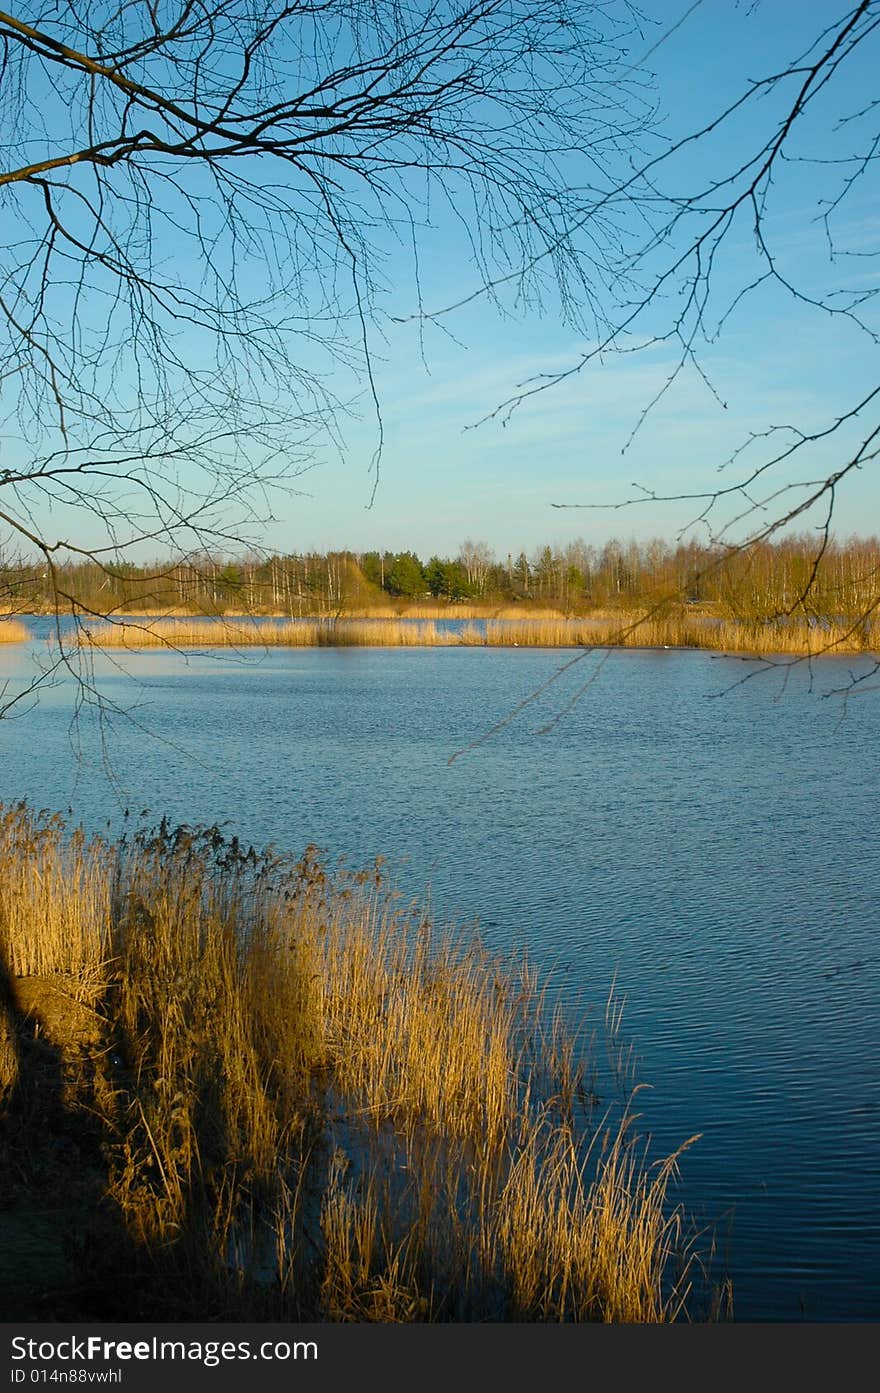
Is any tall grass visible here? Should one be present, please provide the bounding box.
[79,609,877,656]
[392,604,566,621]
[0,803,704,1321]
[457,611,876,654]
[81,618,460,648]
[0,811,113,983]
[0,618,30,643]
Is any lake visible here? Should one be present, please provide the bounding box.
[1,624,878,1320]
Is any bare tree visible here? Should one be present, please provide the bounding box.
[458,0,880,693]
[0,0,659,711]
[458,538,494,595]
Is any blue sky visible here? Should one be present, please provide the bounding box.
[4,2,877,565]
[281,0,879,560]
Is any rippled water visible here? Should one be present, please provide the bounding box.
[1,625,878,1320]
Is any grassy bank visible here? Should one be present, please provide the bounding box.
[79,609,878,657]
[0,804,701,1321]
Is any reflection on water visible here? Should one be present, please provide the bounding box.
[2,628,879,1320]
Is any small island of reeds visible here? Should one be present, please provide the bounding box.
[0,618,30,644]
[0,803,703,1322]
[78,608,878,657]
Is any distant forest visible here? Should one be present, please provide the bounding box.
[4,534,879,620]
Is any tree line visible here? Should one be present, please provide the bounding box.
[3,534,879,623]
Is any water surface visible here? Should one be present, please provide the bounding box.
[1,627,878,1320]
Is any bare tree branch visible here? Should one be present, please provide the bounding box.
[0,0,654,712]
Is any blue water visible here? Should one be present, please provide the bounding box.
[1,624,878,1320]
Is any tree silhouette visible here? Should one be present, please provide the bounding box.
[474,0,880,691]
[0,2,650,604]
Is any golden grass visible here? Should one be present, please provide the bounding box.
[80,617,459,648]
[77,609,878,657]
[112,606,195,617]
[487,605,566,620]
[0,803,703,1321]
[0,618,30,643]
[514,609,879,656]
[395,603,565,620]
[467,610,878,655]
[342,604,402,619]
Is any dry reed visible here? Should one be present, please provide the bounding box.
[0,618,30,643]
[470,610,879,655]
[0,803,706,1322]
[77,609,877,656]
[81,617,460,648]
[393,603,565,621]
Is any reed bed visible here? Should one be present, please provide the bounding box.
[0,618,30,643]
[78,610,877,656]
[0,803,703,1321]
[393,603,488,620]
[486,605,566,621]
[462,611,877,655]
[81,617,461,648]
[483,610,879,655]
[340,604,402,619]
[113,606,195,617]
[393,604,565,621]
